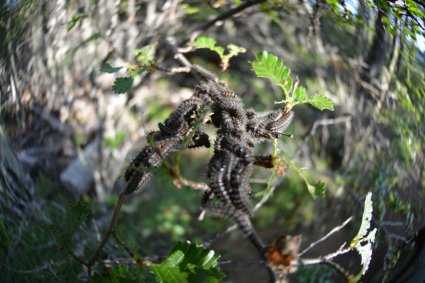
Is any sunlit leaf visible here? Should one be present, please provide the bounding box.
[136,43,157,64]
[151,241,224,283]
[348,192,376,280]
[307,94,334,111]
[252,51,292,93]
[351,192,373,244]
[226,44,246,58]
[349,228,377,282]
[192,36,224,57]
[293,86,307,102]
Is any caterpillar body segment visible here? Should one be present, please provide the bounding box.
[205,203,254,237]
[266,109,294,133]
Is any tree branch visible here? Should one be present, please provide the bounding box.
[298,217,352,257]
[192,0,268,34]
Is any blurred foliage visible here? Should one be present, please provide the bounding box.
[192,36,246,70]
[92,265,156,283]
[1,0,424,282]
[150,241,224,283]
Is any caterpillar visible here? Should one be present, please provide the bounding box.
[205,203,254,237]
[266,109,294,133]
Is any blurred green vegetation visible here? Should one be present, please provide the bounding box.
[1,0,424,282]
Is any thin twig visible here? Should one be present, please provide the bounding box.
[174,177,209,191]
[87,178,137,267]
[155,65,191,74]
[69,251,88,266]
[111,231,136,259]
[323,258,352,280]
[298,217,352,257]
[253,180,280,213]
[294,116,351,159]
[192,0,268,35]
[219,259,265,265]
[300,242,352,280]
[164,38,218,81]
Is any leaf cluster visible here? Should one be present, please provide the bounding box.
[191,36,246,70]
[150,241,224,283]
[252,51,334,111]
[101,43,157,94]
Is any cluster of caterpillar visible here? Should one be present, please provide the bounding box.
[199,81,294,236]
[124,79,294,236]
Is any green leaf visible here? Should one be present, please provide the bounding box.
[357,229,377,272]
[101,63,123,73]
[151,241,224,283]
[192,36,224,57]
[252,51,292,94]
[306,181,326,199]
[293,86,307,102]
[104,131,126,149]
[220,44,246,70]
[314,181,326,198]
[351,192,373,244]
[192,36,245,70]
[180,4,200,15]
[307,94,334,111]
[112,77,133,94]
[349,228,377,282]
[136,43,157,64]
[67,13,87,31]
[226,44,246,58]
[347,192,376,281]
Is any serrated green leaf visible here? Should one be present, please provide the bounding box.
[192,36,224,57]
[226,44,246,58]
[151,241,224,283]
[307,94,334,111]
[306,181,326,199]
[351,192,373,245]
[314,181,326,198]
[192,36,217,49]
[306,184,316,199]
[136,43,157,64]
[112,77,133,94]
[252,51,292,94]
[293,86,307,102]
[220,44,246,70]
[67,13,87,31]
[101,63,123,73]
